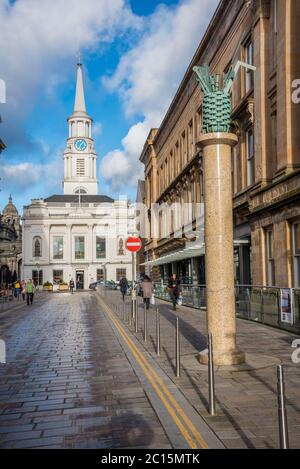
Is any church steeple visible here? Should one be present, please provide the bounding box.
[74,63,86,113]
[63,62,98,196]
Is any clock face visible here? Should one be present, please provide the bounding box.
[74,139,87,152]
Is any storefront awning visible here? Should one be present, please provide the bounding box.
[141,239,250,267]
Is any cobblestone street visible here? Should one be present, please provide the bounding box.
[0,292,173,449]
[1,290,300,450]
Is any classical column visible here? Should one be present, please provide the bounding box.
[199,132,244,365]
[193,63,256,366]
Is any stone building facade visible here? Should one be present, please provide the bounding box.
[140,0,300,289]
[0,196,22,285]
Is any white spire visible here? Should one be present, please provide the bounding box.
[74,63,86,113]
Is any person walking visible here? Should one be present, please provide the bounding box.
[69,278,75,294]
[26,279,35,306]
[14,280,21,300]
[168,273,181,311]
[119,277,128,302]
[141,275,153,310]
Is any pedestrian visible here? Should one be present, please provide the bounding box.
[168,273,181,311]
[14,280,21,300]
[141,275,153,310]
[119,277,128,302]
[26,279,35,306]
[69,278,75,294]
[21,280,26,301]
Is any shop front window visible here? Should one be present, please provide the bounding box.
[53,270,63,284]
[32,270,43,286]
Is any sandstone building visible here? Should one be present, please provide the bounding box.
[140,0,300,290]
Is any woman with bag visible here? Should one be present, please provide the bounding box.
[168,273,181,311]
[141,275,153,310]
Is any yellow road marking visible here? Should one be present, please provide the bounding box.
[101,299,209,449]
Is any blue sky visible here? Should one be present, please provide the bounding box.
[0,0,219,213]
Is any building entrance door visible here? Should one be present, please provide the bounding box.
[76,271,84,290]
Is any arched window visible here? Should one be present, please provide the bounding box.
[33,238,41,258]
[118,237,125,256]
[74,188,87,195]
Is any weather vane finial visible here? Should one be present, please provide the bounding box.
[77,50,82,66]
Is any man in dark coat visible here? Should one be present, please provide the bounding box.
[119,277,129,302]
[168,274,181,311]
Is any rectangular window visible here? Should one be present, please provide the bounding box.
[32,270,43,286]
[53,236,64,260]
[76,159,85,176]
[182,131,186,166]
[96,237,106,259]
[75,236,85,259]
[53,270,63,284]
[188,120,193,160]
[97,269,104,282]
[175,142,179,174]
[265,228,275,286]
[244,39,254,93]
[116,268,126,281]
[246,129,255,186]
[293,222,300,288]
[231,147,234,190]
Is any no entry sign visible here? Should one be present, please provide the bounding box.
[126,237,142,253]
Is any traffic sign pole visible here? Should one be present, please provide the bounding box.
[132,252,137,323]
[126,237,141,327]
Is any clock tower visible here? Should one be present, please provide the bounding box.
[63,62,98,195]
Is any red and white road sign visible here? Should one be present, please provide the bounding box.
[126,237,142,253]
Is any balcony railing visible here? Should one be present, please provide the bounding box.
[153,282,300,335]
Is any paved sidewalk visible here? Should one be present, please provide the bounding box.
[102,289,300,449]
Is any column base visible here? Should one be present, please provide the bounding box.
[198,348,245,366]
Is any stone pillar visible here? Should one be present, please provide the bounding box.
[199,132,245,366]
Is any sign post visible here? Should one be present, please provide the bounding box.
[126,237,142,327]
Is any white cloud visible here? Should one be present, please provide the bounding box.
[101,0,219,192]
[0,0,141,194]
[1,153,63,194]
[93,121,102,137]
[0,0,140,113]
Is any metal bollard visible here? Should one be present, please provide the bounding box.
[156,307,160,356]
[208,333,216,416]
[176,317,180,377]
[129,300,132,326]
[135,300,139,333]
[277,364,289,449]
[144,303,147,342]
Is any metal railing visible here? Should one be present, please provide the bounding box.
[153,283,300,335]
